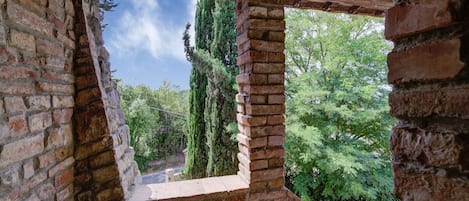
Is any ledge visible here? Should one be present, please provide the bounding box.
[129,175,249,201]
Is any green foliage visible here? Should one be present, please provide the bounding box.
[284,9,396,201]
[118,83,188,172]
[184,0,238,178]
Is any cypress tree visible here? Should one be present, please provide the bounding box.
[183,0,215,179]
[184,0,238,178]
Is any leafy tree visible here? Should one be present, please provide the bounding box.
[284,9,396,201]
[184,0,238,178]
[119,83,188,171]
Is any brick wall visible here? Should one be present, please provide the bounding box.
[0,0,138,200]
[385,0,469,200]
[0,0,76,200]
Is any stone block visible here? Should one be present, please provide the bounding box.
[10,29,35,52]
[28,112,52,132]
[4,96,26,114]
[387,39,464,84]
[0,133,44,168]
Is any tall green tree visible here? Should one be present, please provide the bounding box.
[284,10,396,201]
[184,0,238,178]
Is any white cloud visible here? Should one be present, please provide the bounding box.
[108,0,195,61]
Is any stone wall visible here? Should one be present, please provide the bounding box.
[0,0,138,200]
[385,0,469,200]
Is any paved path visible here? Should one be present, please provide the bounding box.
[141,167,183,184]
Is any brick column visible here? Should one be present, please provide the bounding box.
[385,0,469,200]
[235,0,287,200]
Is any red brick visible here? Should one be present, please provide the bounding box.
[268,8,284,19]
[238,134,268,148]
[0,46,17,64]
[0,81,34,95]
[54,168,73,190]
[55,146,73,161]
[268,136,284,147]
[387,39,464,84]
[385,0,455,40]
[237,73,267,85]
[0,133,44,168]
[28,111,52,132]
[237,114,267,126]
[241,85,284,95]
[250,148,285,160]
[246,104,285,115]
[251,168,284,182]
[267,115,284,125]
[252,63,284,74]
[248,6,268,18]
[4,96,27,114]
[268,94,284,104]
[8,115,29,135]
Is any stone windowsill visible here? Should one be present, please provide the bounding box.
[129,175,249,201]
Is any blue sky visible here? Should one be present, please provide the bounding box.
[103,0,196,89]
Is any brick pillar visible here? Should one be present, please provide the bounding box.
[73,1,138,200]
[235,0,287,200]
[385,0,469,200]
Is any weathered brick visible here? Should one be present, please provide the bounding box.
[27,95,51,111]
[241,85,284,94]
[391,127,463,168]
[28,112,52,132]
[52,95,74,108]
[55,146,73,161]
[250,148,285,160]
[237,73,267,85]
[37,38,64,57]
[267,115,284,125]
[56,184,72,201]
[0,81,35,95]
[54,167,73,190]
[251,168,284,182]
[238,134,268,148]
[389,85,469,119]
[268,8,284,19]
[53,108,73,124]
[92,165,119,184]
[393,164,469,201]
[237,114,267,126]
[0,66,39,80]
[10,30,35,52]
[89,151,114,169]
[37,182,55,200]
[0,134,44,168]
[48,0,65,21]
[96,188,124,201]
[75,137,113,160]
[18,0,45,16]
[39,150,56,168]
[42,70,73,83]
[0,165,21,188]
[49,157,74,177]
[0,46,17,64]
[8,115,29,136]
[46,124,72,149]
[268,135,284,147]
[75,109,109,144]
[20,171,47,195]
[387,39,464,84]
[246,104,285,115]
[268,74,284,84]
[248,6,268,18]
[46,56,66,70]
[4,96,27,114]
[36,82,74,94]
[268,94,284,104]
[385,0,458,40]
[23,159,35,179]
